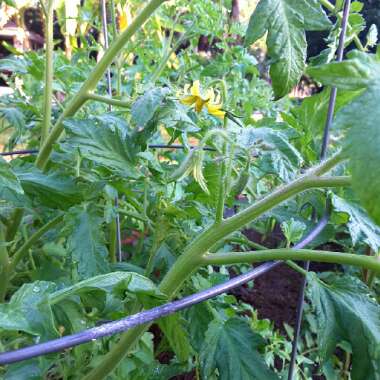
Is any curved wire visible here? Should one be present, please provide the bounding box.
[287,1,352,378]
[0,213,329,365]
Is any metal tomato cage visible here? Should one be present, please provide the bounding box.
[0,1,352,378]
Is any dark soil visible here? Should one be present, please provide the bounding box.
[230,261,337,331]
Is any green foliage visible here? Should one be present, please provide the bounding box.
[245,0,330,98]
[131,87,170,126]
[0,282,58,340]
[308,51,380,224]
[15,165,83,209]
[200,317,279,379]
[308,274,380,380]
[0,157,25,204]
[332,195,380,251]
[0,1,379,379]
[65,206,110,279]
[63,118,140,179]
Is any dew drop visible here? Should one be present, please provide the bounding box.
[32,286,40,293]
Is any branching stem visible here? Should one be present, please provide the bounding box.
[85,153,350,379]
[201,249,380,273]
[86,93,131,108]
[9,214,64,273]
[40,0,54,145]
[35,0,168,169]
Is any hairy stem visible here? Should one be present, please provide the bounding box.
[108,219,117,264]
[159,175,350,296]
[86,93,131,108]
[84,158,349,379]
[35,0,168,169]
[40,0,54,145]
[5,208,24,242]
[9,214,64,272]
[201,249,380,273]
[0,224,11,302]
[215,118,229,224]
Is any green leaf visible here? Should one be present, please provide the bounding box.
[65,206,110,279]
[0,157,25,203]
[239,127,303,181]
[63,118,140,179]
[4,359,51,380]
[50,271,164,304]
[0,107,25,132]
[184,302,214,351]
[307,51,380,91]
[157,313,192,363]
[200,317,279,380]
[245,0,330,98]
[15,165,82,209]
[281,218,306,245]
[288,87,362,135]
[308,274,380,380]
[0,281,58,340]
[311,52,380,224]
[0,56,29,74]
[131,87,169,127]
[336,86,380,224]
[332,195,380,251]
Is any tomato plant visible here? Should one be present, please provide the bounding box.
[0,0,379,379]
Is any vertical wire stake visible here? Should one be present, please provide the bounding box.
[100,0,122,262]
[287,1,352,378]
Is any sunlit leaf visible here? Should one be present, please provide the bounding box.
[245,0,330,98]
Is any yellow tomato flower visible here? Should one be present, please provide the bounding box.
[118,4,132,32]
[180,80,226,119]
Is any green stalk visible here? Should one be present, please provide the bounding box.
[5,208,24,242]
[200,249,380,273]
[159,175,350,295]
[35,0,168,169]
[83,158,349,379]
[108,219,117,264]
[215,117,229,224]
[0,224,11,302]
[285,260,309,276]
[40,0,54,145]
[9,214,64,272]
[86,93,131,108]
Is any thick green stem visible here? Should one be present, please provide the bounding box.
[9,214,64,272]
[0,224,11,302]
[159,175,350,295]
[5,208,24,242]
[201,249,380,273]
[40,0,54,145]
[84,158,349,379]
[215,116,230,224]
[35,0,168,169]
[83,324,148,380]
[86,93,131,108]
[108,219,117,264]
